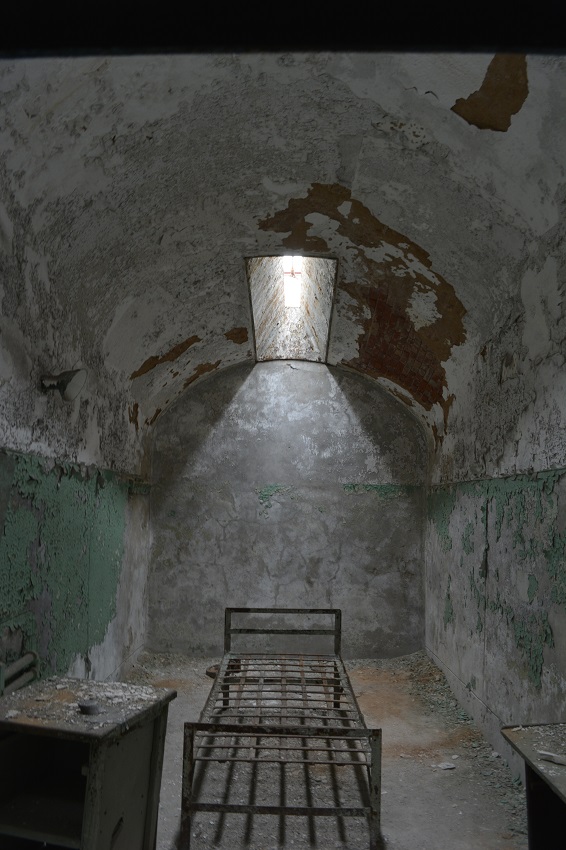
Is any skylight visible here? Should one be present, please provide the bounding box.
[283,255,302,308]
[246,255,337,362]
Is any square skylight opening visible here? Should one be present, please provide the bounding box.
[246,256,337,363]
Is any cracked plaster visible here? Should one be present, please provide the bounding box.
[1,50,566,758]
[0,52,563,475]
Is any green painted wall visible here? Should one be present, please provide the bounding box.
[426,469,566,730]
[0,449,129,677]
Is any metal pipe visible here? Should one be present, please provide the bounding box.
[4,669,36,695]
[0,652,38,696]
[4,651,37,681]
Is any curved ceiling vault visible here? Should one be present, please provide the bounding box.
[0,52,564,475]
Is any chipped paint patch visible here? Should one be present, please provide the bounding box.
[488,593,555,688]
[545,531,566,607]
[451,54,529,132]
[342,279,456,411]
[443,576,455,627]
[145,408,162,426]
[468,569,485,634]
[225,327,249,344]
[407,288,441,330]
[510,610,554,689]
[429,470,566,693]
[462,521,475,555]
[255,484,291,516]
[343,483,417,500]
[428,487,457,552]
[130,334,201,380]
[128,402,139,431]
[0,450,127,676]
[258,183,466,413]
[430,471,562,559]
[494,605,554,691]
[183,360,222,389]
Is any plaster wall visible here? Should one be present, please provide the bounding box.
[0,449,149,682]
[148,360,427,657]
[0,202,145,473]
[425,236,566,768]
[426,473,566,771]
[4,53,563,462]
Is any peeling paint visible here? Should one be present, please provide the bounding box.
[468,570,485,634]
[130,335,201,380]
[183,360,222,389]
[510,610,554,689]
[145,408,162,426]
[0,450,128,676]
[431,471,562,561]
[224,327,249,344]
[429,469,566,696]
[451,54,529,132]
[545,531,566,607]
[258,183,466,413]
[128,402,139,431]
[443,576,455,627]
[343,483,416,500]
[527,573,538,603]
[462,521,474,554]
[489,597,554,690]
[428,487,457,552]
[255,484,291,516]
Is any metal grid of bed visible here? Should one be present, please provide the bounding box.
[181,608,382,849]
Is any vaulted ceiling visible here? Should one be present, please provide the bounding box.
[0,50,564,475]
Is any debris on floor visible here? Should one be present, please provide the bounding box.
[125,650,528,849]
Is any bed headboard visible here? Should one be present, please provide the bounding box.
[224,608,342,655]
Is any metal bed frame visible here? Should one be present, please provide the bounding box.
[181,608,382,848]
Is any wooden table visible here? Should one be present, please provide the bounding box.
[501,723,566,850]
[0,676,176,850]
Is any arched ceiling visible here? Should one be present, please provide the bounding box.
[0,51,564,474]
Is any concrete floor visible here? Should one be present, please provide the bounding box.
[125,651,528,850]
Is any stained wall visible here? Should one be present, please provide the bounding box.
[0,449,149,681]
[147,360,427,657]
[0,51,564,772]
[425,244,566,767]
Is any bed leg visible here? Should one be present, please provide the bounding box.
[368,729,382,850]
[223,657,241,708]
[181,723,195,849]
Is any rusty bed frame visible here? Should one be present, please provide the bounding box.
[181,608,382,848]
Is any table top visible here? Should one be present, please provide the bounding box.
[501,723,566,804]
[0,676,176,742]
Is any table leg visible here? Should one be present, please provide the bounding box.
[525,763,566,850]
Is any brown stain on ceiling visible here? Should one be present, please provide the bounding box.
[130,334,201,380]
[258,183,466,417]
[145,407,162,426]
[128,402,139,432]
[225,327,249,344]
[183,360,222,389]
[451,54,529,132]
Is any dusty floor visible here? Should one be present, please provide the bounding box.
[125,651,528,850]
